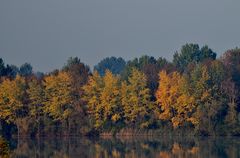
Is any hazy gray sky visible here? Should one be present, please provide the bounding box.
[0,0,240,72]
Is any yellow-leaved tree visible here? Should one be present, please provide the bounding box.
[0,75,27,137]
[82,71,103,129]
[100,70,122,126]
[27,77,45,136]
[83,70,122,130]
[121,68,153,129]
[44,71,73,134]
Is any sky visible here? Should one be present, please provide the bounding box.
[0,0,240,72]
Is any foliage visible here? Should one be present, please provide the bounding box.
[19,63,33,77]
[82,71,104,129]
[0,58,19,79]
[121,55,170,98]
[94,56,126,76]
[173,43,216,72]
[156,71,196,128]
[122,68,153,128]
[62,57,91,133]
[0,44,240,136]
[0,75,27,123]
[27,77,45,135]
[0,75,28,136]
[0,58,4,76]
[83,70,122,130]
[44,71,73,122]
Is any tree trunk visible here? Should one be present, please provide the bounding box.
[68,118,71,136]
[43,114,46,136]
[37,116,40,137]
[17,123,20,149]
[37,135,40,158]
[17,123,20,138]
[68,136,71,157]
[0,120,2,133]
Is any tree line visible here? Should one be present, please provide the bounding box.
[0,43,240,137]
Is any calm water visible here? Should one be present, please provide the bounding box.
[6,136,240,158]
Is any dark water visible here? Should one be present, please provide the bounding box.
[6,136,240,158]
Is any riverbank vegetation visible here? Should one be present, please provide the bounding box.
[1,43,240,137]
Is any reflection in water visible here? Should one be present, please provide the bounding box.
[7,136,240,158]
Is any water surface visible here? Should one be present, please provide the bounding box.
[7,136,240,158]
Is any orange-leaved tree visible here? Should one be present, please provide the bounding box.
[155,71,196,128]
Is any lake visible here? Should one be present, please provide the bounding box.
[6,136,240,158]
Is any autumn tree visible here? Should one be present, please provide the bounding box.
[27,77,45,136]
[82,71,104,129]
[44,71,73,134]
[121,68,153,128]
[83,70,122,131]
[0,75,28,137]
[155,71,196,128]
[121,56,170,99]
[100,70,122,130]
